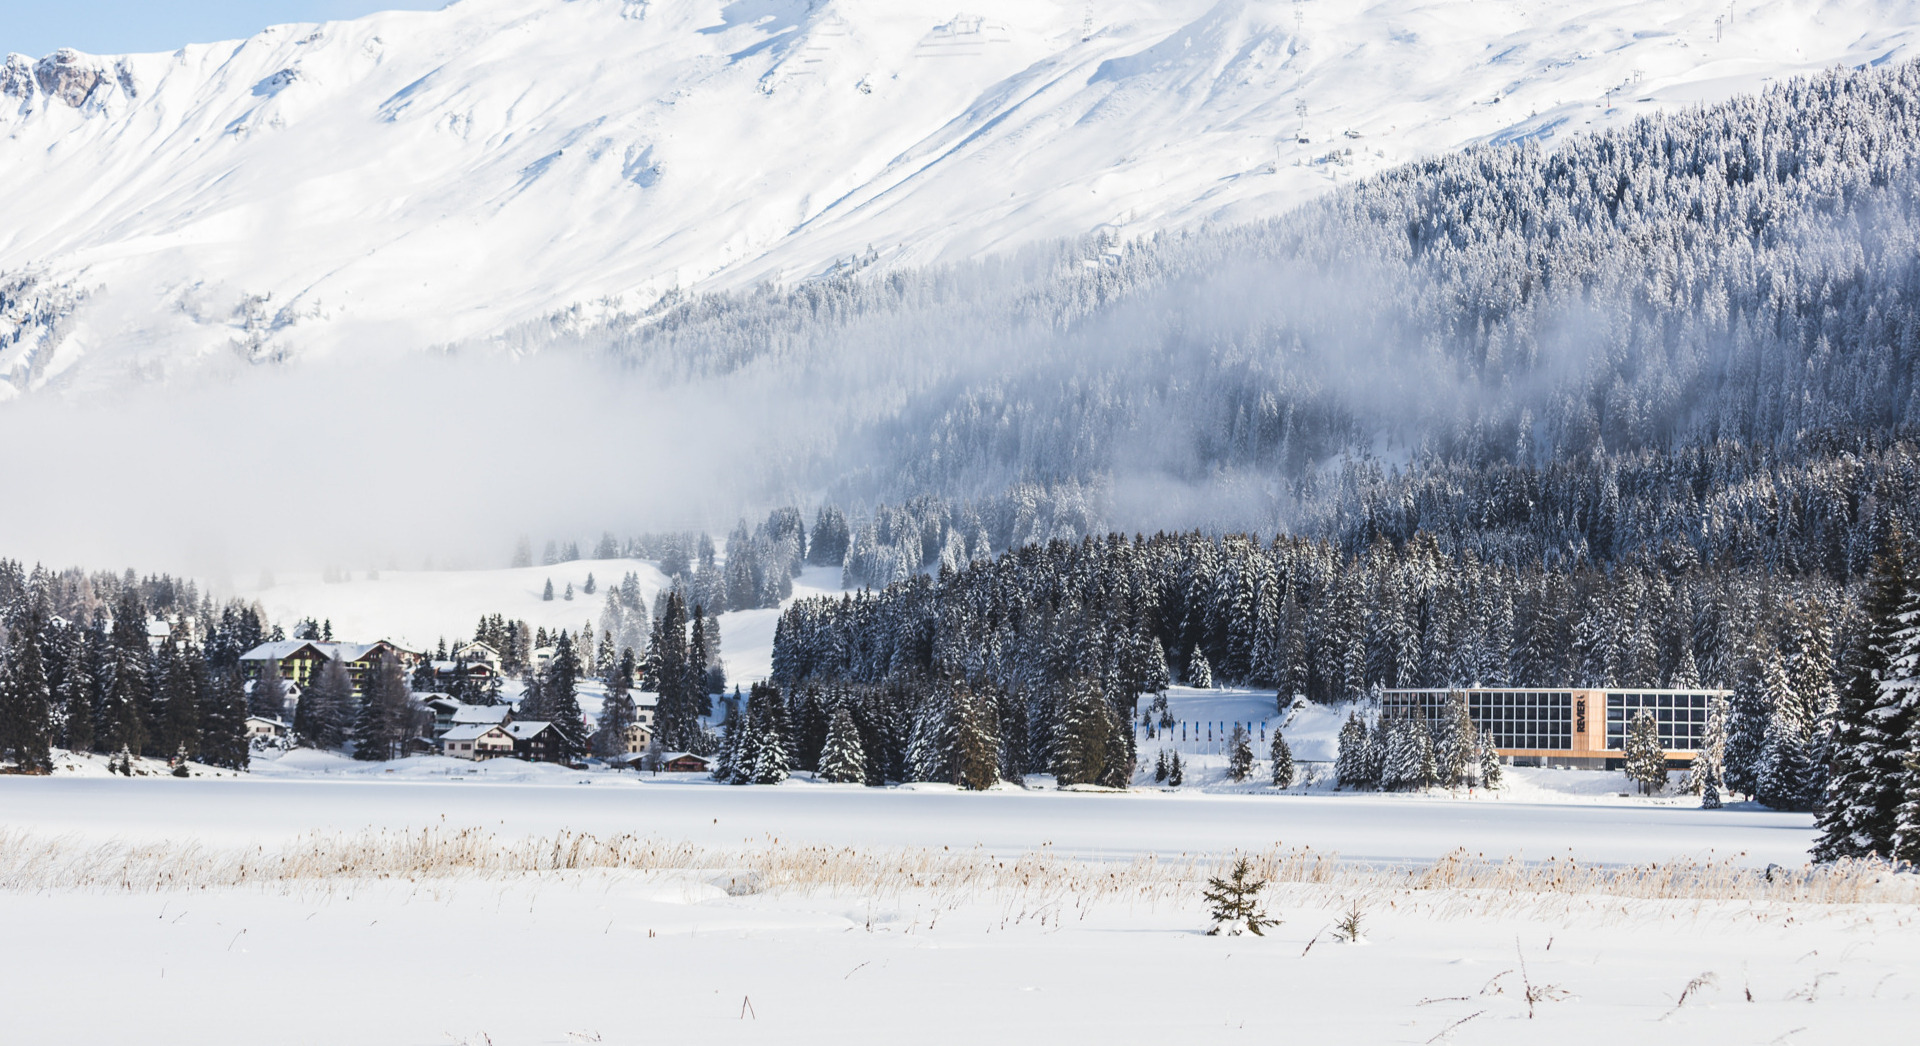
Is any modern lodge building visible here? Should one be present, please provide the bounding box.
[1376,687,1730,769]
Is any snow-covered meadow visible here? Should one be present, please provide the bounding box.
[7,543,1913,1044]
[2,769,1912,1046]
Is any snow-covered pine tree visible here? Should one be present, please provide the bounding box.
[1141,637,1171,695]
[1814,530,1915,859]
[0,621,53,772]
[594,648,638,760]
[298,657,354,750]
[1167,749,1184,786]
[951,680,1001,790]
[1435,690,1477,788]
[1691,692,1728,801]
[544,635,588,762]
[1153,748,1169,783]
[249,656,286,721]
[1049,676,1118,787]
[818,704,867,784]
[749,681,791,785]
[154,638,201,762]
[906,679,955,783]
[1478,738,1503,790]
[1893,746,1920,865]
[1187,645,1214,689]
[101,590,151,757]
[1269,729,1294,788]
[1757,651,1820,811]
[1624,710,1667,796]
[198,669,251,771]
[1227,723,1254,782]
[1724,646,1770,775]
[1335,712,1370,788]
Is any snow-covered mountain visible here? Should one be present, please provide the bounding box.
[3,0,1918,396]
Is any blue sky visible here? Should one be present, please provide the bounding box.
[0,2,447,59]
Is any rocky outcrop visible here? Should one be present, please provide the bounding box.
[34,49,101,107]
[1,54,34,99]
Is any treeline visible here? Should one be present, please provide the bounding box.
[0,559,262,772]
[756,529,1838,789]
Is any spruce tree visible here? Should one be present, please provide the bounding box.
[1624,710,1667,796]
[1203,857,1277,937]
[101,591,151,757]
[1478,739,1503,789]
[1335,712,1370,788]
[1050,676,1120,787]
[1756,651,1819,810]
[1167,749,1184,786]
[1,624,53,772]
[1269,729,1294,788]
[351,655,403,761]
[250,661,288,719]
[906,679,955,783]
[54,626,95,755]
[951,680,1002,790]
[1187,645,1213,689]
[299,658,354,750]
[1692,692,1728,800]
[748,682,790,784]
[156,638,202,762]
[1226,723,1254,782]
[199,669,251,771]
[1814,532,1915,859]
[818,704,867,783]
[543,634,588,761]
[1893,747,1920,865]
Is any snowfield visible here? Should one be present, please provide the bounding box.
[0,771,1906,1046]
[6,0,1920,391]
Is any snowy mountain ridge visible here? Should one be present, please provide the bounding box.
[3,0,1919,396]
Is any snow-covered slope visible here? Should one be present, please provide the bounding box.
[245,559,847,684]
[4,0,1919,394]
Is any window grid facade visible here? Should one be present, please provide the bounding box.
[1380,689,1573,751]
[1604,691,1712,751]
[1378,688,1724,756]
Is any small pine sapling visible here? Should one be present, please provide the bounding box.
[1331,899,1365,943]
[1153,749,1169,783]
[1167,750,1184,786]
[1203,856,1277,936]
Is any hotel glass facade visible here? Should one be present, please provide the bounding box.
[1377,687,1725,759]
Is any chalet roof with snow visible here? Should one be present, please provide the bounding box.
[441,723,510,743]
[505,721,554,740]
[239,639,416,663]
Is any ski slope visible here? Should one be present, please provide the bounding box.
[6,0,1920,394]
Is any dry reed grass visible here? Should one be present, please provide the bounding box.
[0,828,1910,921]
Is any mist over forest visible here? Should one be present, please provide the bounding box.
[5,59,1920,585]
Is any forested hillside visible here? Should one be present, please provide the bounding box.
[550,59,1920,591]
[686,61,1920,837]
